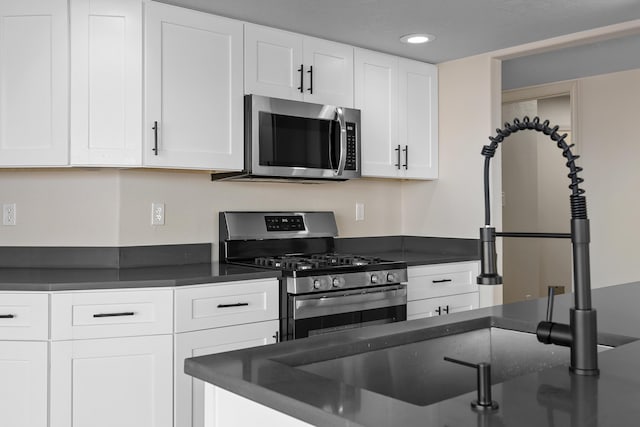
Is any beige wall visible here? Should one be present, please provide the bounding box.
[578,68,640,288]
[0,168,403,257]
[0,169,120,246]
[118,171,403,258]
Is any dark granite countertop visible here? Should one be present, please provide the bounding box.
[185,281,640,427]
[335,236,480,266]
[0,237,478,291]
[0,263,281,291]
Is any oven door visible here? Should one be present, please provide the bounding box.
[246,95,360,180]
[287,284,407,340]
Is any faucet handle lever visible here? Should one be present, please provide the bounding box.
[545,286,556,322]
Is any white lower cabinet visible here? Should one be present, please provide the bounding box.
[205,385,313,427]
[50,334,173,427]
[0,341,48,427]
[175,320,279,427]
[408,292,479,321]
[174,278,280,427]
[407,261,480,321]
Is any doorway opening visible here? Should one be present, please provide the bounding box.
[500,82,577,304]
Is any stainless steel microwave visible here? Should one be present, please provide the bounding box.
[241,95,361,181]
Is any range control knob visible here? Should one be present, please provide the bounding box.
[387,273,397,283]
[370,274,378,284]
[332,278,341,288]
[313,279,321,289]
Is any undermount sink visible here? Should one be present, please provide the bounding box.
[287,320,611,407]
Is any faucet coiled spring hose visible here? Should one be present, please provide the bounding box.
[481,116,587,226]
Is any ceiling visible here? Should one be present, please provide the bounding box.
[157,0,640,63]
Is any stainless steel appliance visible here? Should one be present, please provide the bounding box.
[214,95,361,181]
[219,211,407,340]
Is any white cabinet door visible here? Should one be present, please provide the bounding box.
[175,320,278,427]
[407,292,479,321]
[302,37,353,107]
[356,49,439,179]
[245,24,353,107]
[145,2,243,170]
[245,24,304,101]
[50,334,173,427]
[399,58,438,179]
[355,48,400,178]
[70,0,142,166]
[0,341,48,427]
[0,0,68,166]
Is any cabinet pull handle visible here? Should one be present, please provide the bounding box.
[444,305,450,314]
[217,302,249,308]
[307,65,313,94]
[403,145,408,169]
[152,121,159,155]
[93,312,135,318]
[436,306,442,316]
[432,279,452,283]
[395,145,401,169]
[272,331,280,343]
[297,64,304,93]
[0,314,15,319]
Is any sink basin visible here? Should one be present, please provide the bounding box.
[288,322,610,407]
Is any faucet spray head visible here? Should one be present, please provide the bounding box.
[477,226,503,285]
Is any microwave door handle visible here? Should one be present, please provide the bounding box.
[327,118,335,170]
[334,107,347,176]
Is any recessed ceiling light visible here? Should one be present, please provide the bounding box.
[400,33,435,44]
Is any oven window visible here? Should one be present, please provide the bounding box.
[259,112,340,169]
[292,305,407,340]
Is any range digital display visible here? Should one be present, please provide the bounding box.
[265,215,306,232]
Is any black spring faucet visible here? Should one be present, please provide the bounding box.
[477,116,599,376]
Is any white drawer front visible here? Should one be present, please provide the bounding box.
[51,289,173,340]
[408,261,479,300]
[408,292,479,321]
[0,293,49,340]
[175,279,279,333]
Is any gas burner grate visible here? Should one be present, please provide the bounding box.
[252,253,387,271]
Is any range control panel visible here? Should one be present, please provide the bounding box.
[265,215,306,232]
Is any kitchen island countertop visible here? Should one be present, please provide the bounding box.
[185,281,640,426]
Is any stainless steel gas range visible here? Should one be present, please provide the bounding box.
[219,211,408,341]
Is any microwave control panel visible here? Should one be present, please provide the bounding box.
[345,122,357,171]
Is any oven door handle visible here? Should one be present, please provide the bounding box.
[293,285,407,320]
[333,107,347,177]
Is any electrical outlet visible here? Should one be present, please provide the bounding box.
[355,202,365,221]
[151,202,165,226]
[3,203,16,226]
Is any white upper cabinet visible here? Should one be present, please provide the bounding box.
[355,49,399,177]
[0,0,69,166]
[145,2,244,170]
[245,25,303,101]
[245,24,354,107]
[356,49,438,179]
[399,58,438,179]
[70,0,143,166]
